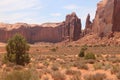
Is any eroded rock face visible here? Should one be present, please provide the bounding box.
[65,12,81,41]
[92,0,114,36]
[112,0,120,32]
[0,12,81,43]
[84,14,92,35]
[92,0,120,36]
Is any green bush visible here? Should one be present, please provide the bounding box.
[78,45,88,57]
[79,49,85,57]
[5,34,30,65]
[85,53,96,60]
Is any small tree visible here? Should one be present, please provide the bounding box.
[79,49,85,57]
[5,34,30,65]
[78,45,88,57]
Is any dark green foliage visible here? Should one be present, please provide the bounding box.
[5,34,30,65]
[85,53,96,60]
[79,49,85,57]
[78,45,88,57]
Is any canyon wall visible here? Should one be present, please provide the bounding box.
[92,0,114,36]
[0,13,81,43]
[112,0,120,32]
[92,0,120,36]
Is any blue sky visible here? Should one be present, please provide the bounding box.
[0,0,100,28]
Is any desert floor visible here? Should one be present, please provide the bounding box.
[0,43,120,80]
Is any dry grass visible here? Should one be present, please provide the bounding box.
[51,71,66,80]
[84,73,106,80]
[0,44,120,80]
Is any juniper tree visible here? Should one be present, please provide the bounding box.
[5,34,30,65]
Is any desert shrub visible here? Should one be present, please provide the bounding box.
[106,55,120,63]
[3,70,39,80]
[43,61,49,67]
[66,69,81,75]
[78,45,88,57]
[116,71,120,79]
[93,62,103,70]
[13,65,24,70]
[5,34,30,65]
[85,53,96,60]
[103,63,111,70]
[43,75,49,80]
[67,45,73,47]
[111,64,120,74]
[78,49,85,57]
[71,73,81,80]
[74,62,88,70]
[81,45,88,51]
[51,64,59,71]
[50,47,57,52]
[51,71,66,80]
[84,73,106,80]
[85,59,95,64]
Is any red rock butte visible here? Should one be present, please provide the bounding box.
[0,0,120,44]
[0,12,81,43]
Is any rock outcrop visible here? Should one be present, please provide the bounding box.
[84,14,92,35]
[0,13,81,43]
[92,0,120,37]
[92,0,114,37]
[65,12,81,41]
[112,0,120,32]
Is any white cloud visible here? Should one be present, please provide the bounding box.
[63,4,80,10]
[0,0,41,12]
[50,13,61,17]
[0,0,43,23]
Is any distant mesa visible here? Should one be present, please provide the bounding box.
[0,12,81,43]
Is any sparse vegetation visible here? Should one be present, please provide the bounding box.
[71,73,81,80]
[51,71,66,80]
[79,49,85,57]
[111,64,120,74]
[0,41,120,80]
[85,52,96,60]
[84,73,106,80]
[116,71,120,79]
[74,62,88,70]
[93,62,103,70]
[1,69,39,80]
[66,69,81,76]
[78,45,88,57]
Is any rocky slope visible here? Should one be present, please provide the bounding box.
[0,13,81,43]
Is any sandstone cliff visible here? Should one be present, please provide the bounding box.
[92,0,114,37]
[84,14,92,35]
[65,12,81,41]
[0,13,81,43]
[112,0,120,32]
